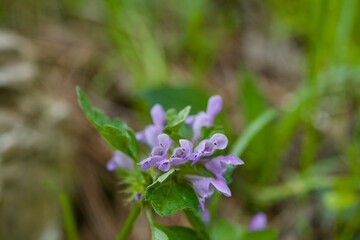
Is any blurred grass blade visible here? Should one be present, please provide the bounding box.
[44,181,79,240]
[335,0,358,58]
[255,175,335,203]
[59,192,79,240]
[105,0,167,88]
[230,109,278,157]
[239,69,268,123]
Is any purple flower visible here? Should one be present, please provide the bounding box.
[186,95,222,141]
[152,134,171,162]
[204,155,244,176]
[170,139,193,166]
[249,212,267,230]
[138,134,172,171]
[191,133,228,164]
[106,151,134,171]
[138,158,152,171]
[135,193,143,201]
[136,104,165,147]
[158,159,171,172]
[186,175,231,221]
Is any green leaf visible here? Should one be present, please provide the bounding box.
[149,169,176,187]
[200,124,224,140]
[164,106,191,130]
[163,106,191,139]
[76,86,138,159]
[152,224,201,240]
[145,174,198,217]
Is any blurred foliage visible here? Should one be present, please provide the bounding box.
[1,0,360,239]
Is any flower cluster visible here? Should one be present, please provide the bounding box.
[137,133,229,171]
[107,95,244,220]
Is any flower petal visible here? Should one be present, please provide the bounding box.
[170,147,188,165]
[210,133,228,149]
[138,158,152,171]
[170,140,193,166]
[249,212,267,230]
[192,112,211,141]
[106,151,134,171]
[204,159,225,176]
[171,157,188,166]
[201,207,210,223]
[135,130,146,142]
[215,155,244,166]
[186,175,214,199]
[151,104,165,127]
[205,155,244,176]
[194,139,215,158]
[151,146,166,161]
[194,140,207,153]
[206,95,222,117]
[157,134,171,150]
[158,159,171,172]
[179,139,193,154]
[144,125,162,148]
[210,177,231,197]
[135,193,143,201]
[185,115,196,124]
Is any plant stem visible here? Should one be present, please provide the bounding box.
[184,210,210,240]
[59,192,79,240]
[116,202,142,240]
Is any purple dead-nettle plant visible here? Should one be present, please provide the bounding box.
[77,86,244,239]
[136,98,243,220]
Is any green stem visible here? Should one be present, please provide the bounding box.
[59,192,79,240]
[117,202,142,240]
[184,210,210,240]
[145,207,155,225]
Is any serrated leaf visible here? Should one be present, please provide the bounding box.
[76,86,138,159]
[164,106,191,133]
[200,124,224,140]
[152,225,201,240]
[145,175,198,217]
[147,169,176,189]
